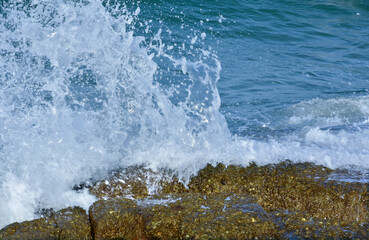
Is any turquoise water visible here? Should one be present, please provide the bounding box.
[134,0,369,136]
[124,0,369,136]
[217,0,369,136]
[0,0,368,226]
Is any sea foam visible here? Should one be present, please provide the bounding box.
[0,0,368,228]
[0,0,231,227]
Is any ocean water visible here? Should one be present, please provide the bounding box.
[0,0,368,227]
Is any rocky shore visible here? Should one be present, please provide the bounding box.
[1,161,368,239]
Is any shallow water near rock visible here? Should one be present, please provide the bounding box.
[1,0,369,228]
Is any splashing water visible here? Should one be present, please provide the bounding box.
[1,0,369,228]
[0,0,232,226]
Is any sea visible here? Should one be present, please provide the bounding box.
[0,0,368,227]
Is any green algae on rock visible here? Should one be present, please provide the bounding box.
[0,207,91,240]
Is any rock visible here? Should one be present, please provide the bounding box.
[188,161,368,224]
[0,218,57,240]
[175,194,277,239]
[54,207,91,240]
[140,199,184,239]
[87,161,368,239]
[91,161,368,224]
[0,206,91,240]
[89,166,186,200]
[271,210,369,239]
[90,193,277,239]
[89,199,145,240]
[2,161,368,239]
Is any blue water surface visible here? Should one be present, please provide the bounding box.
[131,0,369,138]
[1,0,369,227]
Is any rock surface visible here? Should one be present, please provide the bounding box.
[89,199,144,240]
[0,207,91,240]
[188,161,368,223]
[88,194,277,239]
[1,161,368,239]
[0,218,57,240]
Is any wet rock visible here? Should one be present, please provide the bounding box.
[176,194,277,239]
[140,199,184,239]
[87,161,368,238]
[189,161,368,224]
[0,207,91,240]
[90,193,277,239]
[271,210,369,239]
[89,166,187,200]
[89,167,150,199]
[54,207,91,240]
[0,218,56,240]
[89,199,145,240]
[87,161,367,238]
[2,161,368,239]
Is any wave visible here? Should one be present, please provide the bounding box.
[0,0,231,227]
[286,95,369,128]
[0,0,368,228]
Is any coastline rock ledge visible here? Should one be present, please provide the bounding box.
[0,161,368,239]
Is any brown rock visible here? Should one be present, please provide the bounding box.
[272,210,369,239]
[178,194,277,239]
[2,161,367,239]
[88,193,277,240]
[138,193,277,239]
[0,218,56,240]
[89,166,187,200]
[89,199,144,240]
[54,207,91,240]
[140,201,183,239]
[0,206,91,240]
[189,161,368,224]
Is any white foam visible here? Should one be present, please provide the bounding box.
[235,127,369,170]
[1,0,368,229]
[286,95,369,127]
[0,0,230,227]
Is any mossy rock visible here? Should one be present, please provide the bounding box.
[89,166,150,199]
[88,160,368,225]
[271,210,369,239]
[54,207,91,240]
[89,199,145,240]
[140,202,183,239]
[89,166,187,200]
[0,206,91,240]
[3,161,367,240]
[0,218,56,240]
[177,194,278,239]
[188,161,368,224]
